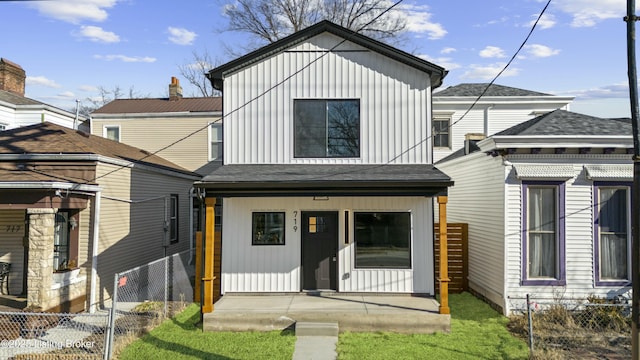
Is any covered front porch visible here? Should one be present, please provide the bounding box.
[203,292,450,333]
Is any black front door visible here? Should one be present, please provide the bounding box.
[301,211,338,290]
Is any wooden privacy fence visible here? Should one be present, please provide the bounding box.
[435,223,468,293]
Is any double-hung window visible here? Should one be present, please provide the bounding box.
[294,99,360,158]
[432,116,451,148]
[522,181,566,285]
[209,123,223,161]
[595,183,631,285]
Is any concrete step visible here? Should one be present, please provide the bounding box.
[295,322,338,337]
[0,295,27,310]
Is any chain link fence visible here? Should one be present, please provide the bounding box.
[105,249,194,358]
[508,294,631,359]
[0,249,194,360]
[0,311,109,360]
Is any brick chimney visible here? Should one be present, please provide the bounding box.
[169,76,183,101]
[0,58,26,96]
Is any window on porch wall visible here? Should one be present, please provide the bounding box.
[53,212,70,271]
[522,181,565,285]
[595,183,631,285]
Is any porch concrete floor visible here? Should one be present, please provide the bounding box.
[203,293,450,334]
[0,294,27,312]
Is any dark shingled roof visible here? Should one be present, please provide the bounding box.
[92,97,222,114]
[0,122,198,177]
[495,109,632,136]
[434,83,551,97]
[207,20,447,91]
[198,164,452,196]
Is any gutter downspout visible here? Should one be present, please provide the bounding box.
[89,190,102,313]
[189,187,194,264]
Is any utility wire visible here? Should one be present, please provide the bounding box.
[78,0,405,185]
[38,0,548,186]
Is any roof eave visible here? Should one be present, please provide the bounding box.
[207,20,447,91]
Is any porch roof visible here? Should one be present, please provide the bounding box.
[195,164,452,197]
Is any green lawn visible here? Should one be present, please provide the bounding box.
[338,293,528,360]
[118,293,528,360]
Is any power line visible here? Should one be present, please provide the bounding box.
[80,0,406,185]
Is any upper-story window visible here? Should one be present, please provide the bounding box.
[103,125,120,142]
[209,123,223,161]
[432,116,450,148]
[294,99,360,158]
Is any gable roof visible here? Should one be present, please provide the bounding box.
[434,83,552,97]
[92,97,222,114]
[0,122,198,177]
[495,109,632,136]
[207,20,447,90]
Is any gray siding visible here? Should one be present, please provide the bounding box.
[0,210,25,295]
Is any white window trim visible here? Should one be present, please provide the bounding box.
[208,122,223,162]
[432,114,452,149]
[103,125,121,142]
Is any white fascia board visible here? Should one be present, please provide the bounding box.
[91,111,222,119]
[432,96,575,105]
[0,182,102,192]
[0,154,200,181]
[18,104,86,121]
[489,135,632,149]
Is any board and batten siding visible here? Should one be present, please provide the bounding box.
[94,162,193,303]
[221,196,434,294]
[0,209,26,295]
[436,152,507,309]
[223,32,432,165]
[90,116,220,172]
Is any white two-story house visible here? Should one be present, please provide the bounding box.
[195,21,452,297]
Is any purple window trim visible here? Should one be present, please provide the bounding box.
[521,180,566,286]
[593,181,632,287]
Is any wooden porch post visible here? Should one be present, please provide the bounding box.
[437,195,450,315]
[202,197,216,314]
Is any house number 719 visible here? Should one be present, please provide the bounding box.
[293,211,298,232]
[5,225,21,233]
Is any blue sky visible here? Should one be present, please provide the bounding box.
[0,0,633,118]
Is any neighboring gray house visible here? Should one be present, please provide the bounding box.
[435,110,632,315]
[432,83,574,163]
[0,122,199,312]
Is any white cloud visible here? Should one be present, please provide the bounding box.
[479,46,506,58]
[26,76,61,88]
[528,12,556,29]
[93,54,157,63]
[167,27,197,45]
[57,91,76,99]
[418,54,460,71]
[79,85,99,92]
[440,47,456,54]
[552,0,624,27]
[77,26,120,43]
[524,44,561,58]
[558,83,629,99]
[460,63,520,80]
[29,0,118,24]
[401,4,447,39]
